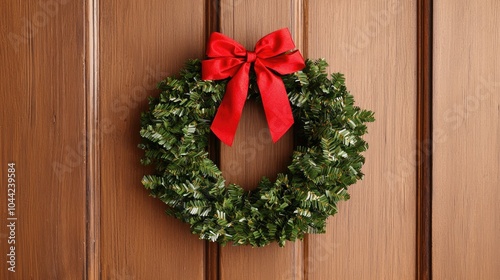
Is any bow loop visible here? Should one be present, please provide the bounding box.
[205,32,247,58]
[254,28,298,58]
[259,50,305,74]
[202,28,305,146]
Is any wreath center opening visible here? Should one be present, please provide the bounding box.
[218,100,294,191]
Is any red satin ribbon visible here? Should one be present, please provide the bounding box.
[202,28,305,146]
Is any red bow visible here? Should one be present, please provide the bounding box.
[202,28,305,146]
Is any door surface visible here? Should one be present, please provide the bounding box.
[1,1,499,279]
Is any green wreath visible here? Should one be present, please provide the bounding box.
[139,59,374,247]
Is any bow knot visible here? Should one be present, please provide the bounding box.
[246,51,257,63]
[202,28,305,146]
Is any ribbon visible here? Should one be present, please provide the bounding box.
[202,28,305,146]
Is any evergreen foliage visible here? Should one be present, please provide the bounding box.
[139,59,374,247]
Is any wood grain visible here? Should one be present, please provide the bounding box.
[220,242,304,280]
[433,1,500,279]
[306,1,417,279]
[98,1,206,279]
[218,0,304,279]
[0,1,86,278]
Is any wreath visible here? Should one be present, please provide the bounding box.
[139,29,374,247]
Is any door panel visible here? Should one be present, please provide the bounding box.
[0,1,86,279]
[218,1,304,279]
[98,1,207,279]
[306,1,417,279]
[433,1,500,279]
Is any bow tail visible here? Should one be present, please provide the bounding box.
[254,61,294,143]
[211,63,251,146]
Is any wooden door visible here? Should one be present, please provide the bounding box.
[1,1,498,279]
